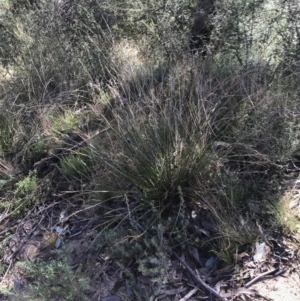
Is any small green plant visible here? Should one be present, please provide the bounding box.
[0,113,24,158]
[22,134,51,167]
[93,89,112,106]
[271,191,300,234]
[9,254,89,301]
[15,171,37,197]
[109,230,171,284]
[211,239,237,264]
[3,171,39,217]
[59,150,93,181]
[50,111,77,132]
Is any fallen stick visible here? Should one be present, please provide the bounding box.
[245,268,278,288]
[173,251,228,301]
[178,287,198,301]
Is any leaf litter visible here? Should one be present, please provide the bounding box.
[0,172,300,301]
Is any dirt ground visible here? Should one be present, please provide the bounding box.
[252,270,300,301]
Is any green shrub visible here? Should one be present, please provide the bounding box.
[21,134,51,167]
[59,150,94,182]
[99,105,210,207]
[0,113,24,158]
[50,112,77,132]
[14,171,37,197]
[10,255,89,301]
[0,171,38,217]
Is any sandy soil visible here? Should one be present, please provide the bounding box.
[252,270,300,301]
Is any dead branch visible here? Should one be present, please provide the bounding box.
[178,287,199,301]
[173,251,228,301]
[245,268,278,288]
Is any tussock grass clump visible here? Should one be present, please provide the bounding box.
[88,55,300,269]
[1,0,300,297]
[97,65,214,207]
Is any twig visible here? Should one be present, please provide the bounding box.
[173,251,228,301]
[178,287,198,301]
[2,260,13,282]
[245,268,278,288]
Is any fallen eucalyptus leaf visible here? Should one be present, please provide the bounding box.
[55,237,61,248]
[54,226,64,235]
[205,256,215,267]
[253,242,269,263]
[59,210,66,221]
[126,280,133,295]
[189,246,200,264]
[197,227,210,237]
[214,280,222,293]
